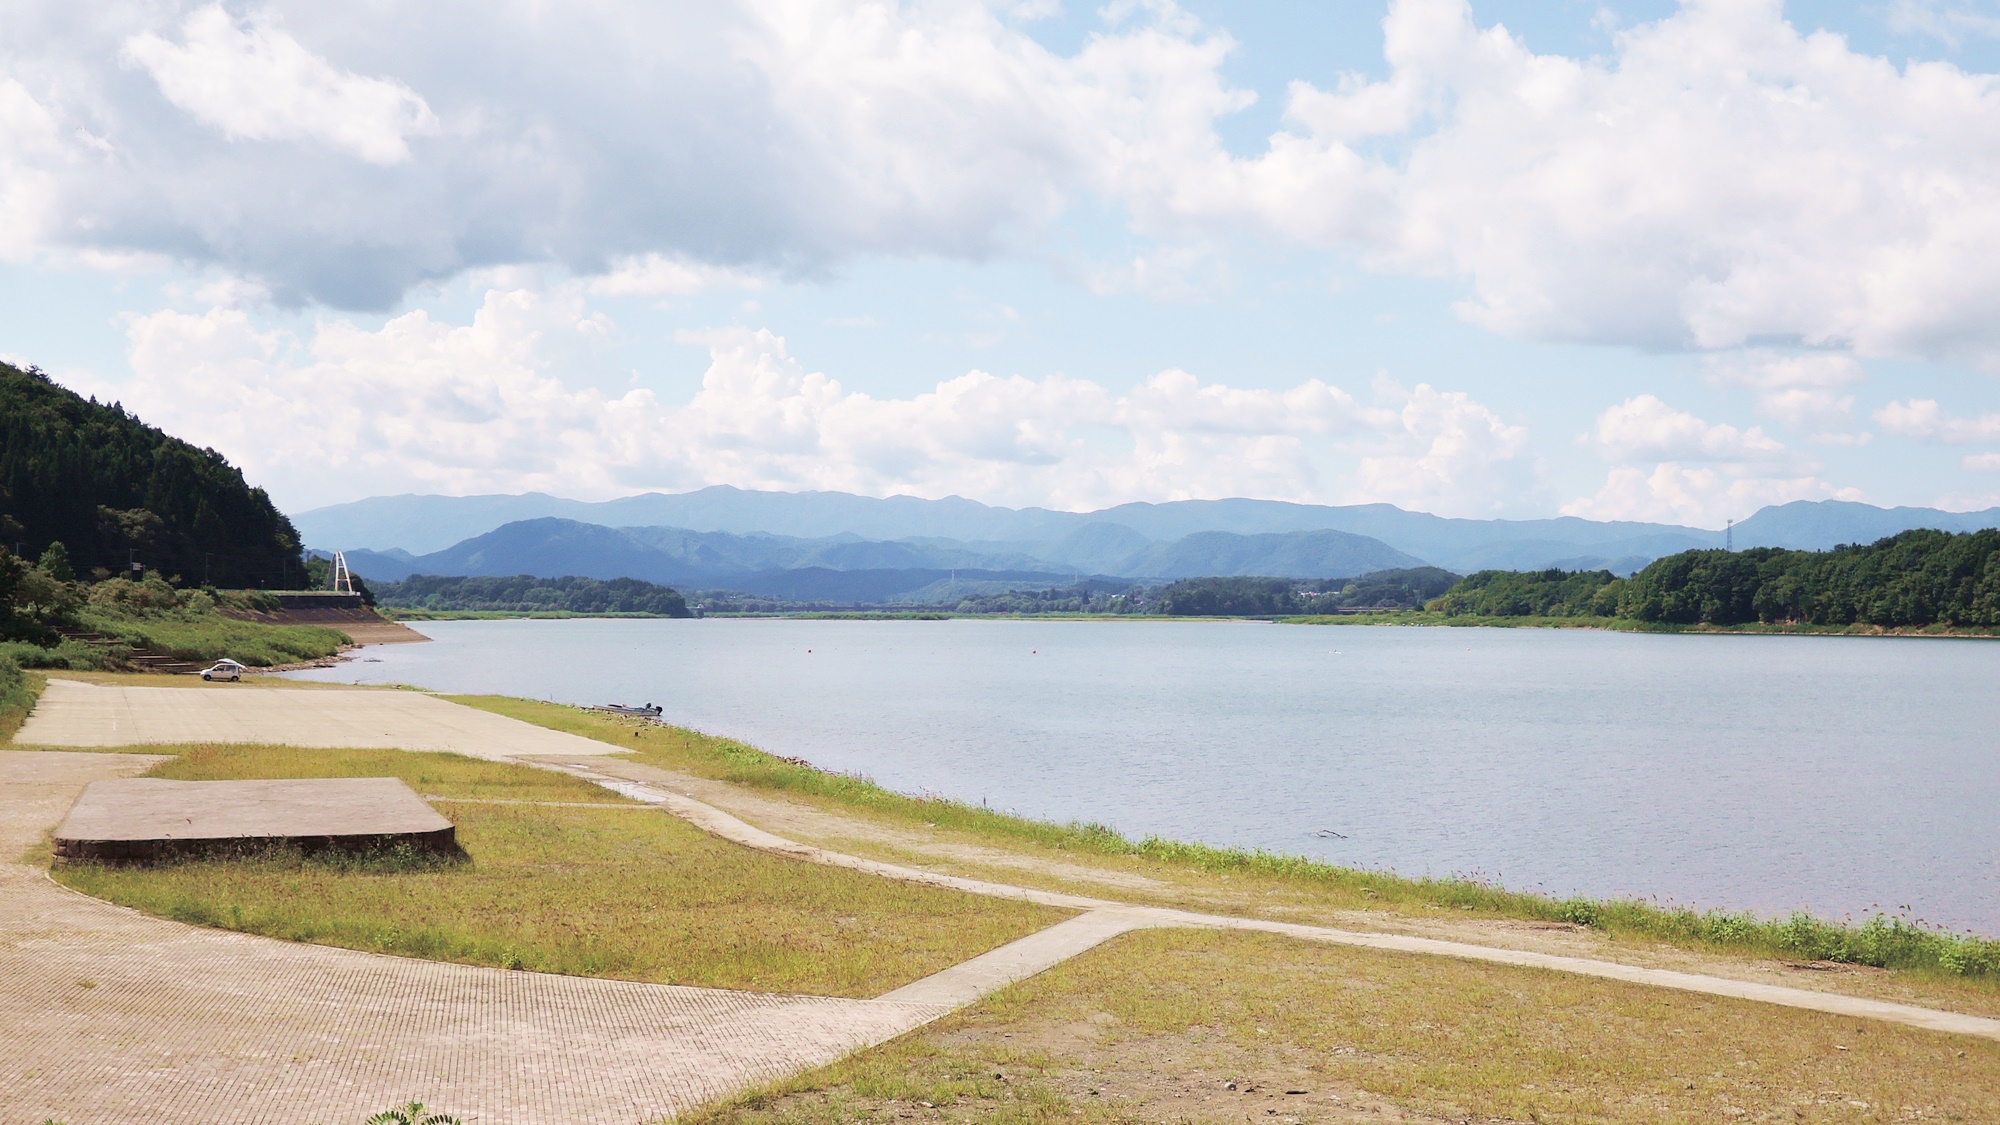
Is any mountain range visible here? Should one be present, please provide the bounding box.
[339,518,1426,599]
[300,488,2000,601]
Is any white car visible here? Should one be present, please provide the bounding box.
[200,659,247,682]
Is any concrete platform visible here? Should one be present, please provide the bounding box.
[17,679,621,759]
[54,777,456,861]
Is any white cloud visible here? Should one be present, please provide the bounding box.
[0,0,1991,369]
[1150,0,2000,364]
[1874,398,2000,441]
[585,254,766,298]
[1965,452,2000,471]
[1889,1,2000,46]
[1349,382,1534,516]
[0,79,66,260]
[1562,464,1862,528]
[121,5,437,165]
[1581,394,1787,463]
[1702,350,1864,433]
[1563,393,1859,525]
[80,288,1533,515]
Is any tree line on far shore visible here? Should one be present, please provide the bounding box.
[373,574,691,617]
[1153,569,1461,616]
[1429,529,2000,628]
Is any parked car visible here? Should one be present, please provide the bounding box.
[200,659,247,682]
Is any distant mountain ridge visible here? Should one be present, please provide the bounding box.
[299,488,2000,585]
[340,517,1424,600]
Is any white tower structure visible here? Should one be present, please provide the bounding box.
[330,551,356,594]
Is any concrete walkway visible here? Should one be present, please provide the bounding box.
[1,751,954,1125]
[18,678,620,759]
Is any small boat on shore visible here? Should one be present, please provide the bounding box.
[590,702,663,718]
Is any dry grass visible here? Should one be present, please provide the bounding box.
[52,744,1065,997]
[449,695,2000,1005]
[686,927,1997,1125]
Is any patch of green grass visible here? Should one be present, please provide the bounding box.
[0,656,43,741]
[454,694,2000,985]
[683,927,2000,1125]
[78,605,350,666]
[53,744,1065,996]
[0,637,112,671]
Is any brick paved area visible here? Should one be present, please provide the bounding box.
[1,750,949,1125]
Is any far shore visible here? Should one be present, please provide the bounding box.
[374,605,2000,637]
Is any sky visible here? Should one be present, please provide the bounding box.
[6,0,2000,528]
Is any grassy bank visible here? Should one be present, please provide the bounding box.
[52,743,1064,996]
[455,695,2000,984]
[0,656,42,741]
[77,605,351,665]
[688,927,2000,1125]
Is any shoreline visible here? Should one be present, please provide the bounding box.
[379,607,2000,638]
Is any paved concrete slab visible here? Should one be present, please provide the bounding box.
[879,909,1156,1008]
[17,679,620,759]
[0,751,950,1125]
[54,777,456,860]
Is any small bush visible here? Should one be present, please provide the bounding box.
[0,654,40,740]
[1555,898,1603,928]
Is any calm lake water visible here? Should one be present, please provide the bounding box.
[288,619,2000,935]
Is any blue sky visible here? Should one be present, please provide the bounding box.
[5,0,2000,526]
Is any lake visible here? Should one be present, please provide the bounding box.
[287,618,2000,935]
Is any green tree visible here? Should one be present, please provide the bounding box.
[0,360,302,587]
[37,540,74,582]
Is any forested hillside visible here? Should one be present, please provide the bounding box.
[374,575,691,616]
[1428,530,2000,628]
[0,361,302,588]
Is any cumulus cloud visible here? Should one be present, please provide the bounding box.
[75,287,1533,514]
[1874,398,2000,441]
[1204,0,2000,364]
[1580,395,1787,463]
[1,0,1997,370]
[1563,394,1859,525]
[121,6,437,165]
[1701,351,1865,435]
[1562,464,1861,528]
